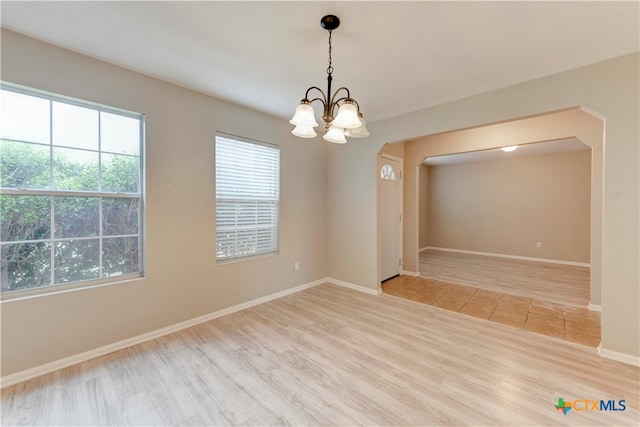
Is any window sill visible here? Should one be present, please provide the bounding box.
[216,251,278,265]
[0,273,145,303]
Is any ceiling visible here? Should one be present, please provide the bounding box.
[423,138,589,166]
[1,2,638,123]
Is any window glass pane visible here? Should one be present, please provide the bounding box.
[101,153,139,193]
[102,236,139,277]
[216,229,240,259]
[0,140,51,189]
[0,89,50,144]
[53,147,99,191]
[54,239,99,283]
[52,101,99,150]
[54,196,99,239]
[1,242,51,292]
[0,195,51,242]
[381,164,396,180]
[102,198,139,236]
[101,112,140,155]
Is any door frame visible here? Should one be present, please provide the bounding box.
[377,153,404,285]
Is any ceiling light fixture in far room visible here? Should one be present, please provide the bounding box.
[289,15,369,144]
[501,145,518,152]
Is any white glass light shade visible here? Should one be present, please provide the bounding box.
[344,115,370,138]
[292,124,317,138]
[332,101,360,129]
[289,103,318,127]
[323,125,347,144]
[501,145,518,152]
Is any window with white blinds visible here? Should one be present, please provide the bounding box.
[215,133,279,262]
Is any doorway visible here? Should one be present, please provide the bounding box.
[383,108,603,309]
[378,155,402,281]
[418,139,592,306]
[376,107,604,346]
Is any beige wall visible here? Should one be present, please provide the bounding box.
[418,165,429,249]
[327,52,639,359]
[379,142,404,159]
[425,150,591,262]
[0,30,327,376]
[1,30,638,373]
[404,109,603,304]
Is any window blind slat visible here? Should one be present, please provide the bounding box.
[215,133,279,261]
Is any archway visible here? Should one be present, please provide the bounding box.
[399,107,603,307]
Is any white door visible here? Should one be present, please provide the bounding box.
[378,157,401,281]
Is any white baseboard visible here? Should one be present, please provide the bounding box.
[401,270,420,277]
[327,277,382,295]
[0,277,327,389]
[598,346,640,367]
[587,303,601,312]
[425,246,590,268]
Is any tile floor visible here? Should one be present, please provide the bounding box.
[382,275,601,347]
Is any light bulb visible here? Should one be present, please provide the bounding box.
[344,114,370,138]
[292,124,317,138]
[289,102,318,127]
[332,101,360,129]
[323,125,347,144]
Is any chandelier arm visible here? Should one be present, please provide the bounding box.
[307,97,326,106]
[329,87,352,106]
[349,99,362,112]
[331,96,354,107]
[328,100,339,118]
[304,86,328,104]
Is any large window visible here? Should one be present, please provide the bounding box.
[215,133,279,262]
[0,83,144,294]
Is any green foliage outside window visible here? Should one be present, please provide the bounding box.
[0,86,143,294]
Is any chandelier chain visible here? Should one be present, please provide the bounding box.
[326,29,334,76]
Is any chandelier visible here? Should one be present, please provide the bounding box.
[289,15,369,144]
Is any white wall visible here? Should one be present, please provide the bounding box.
[327,53,640,359]
[0,30,327,376]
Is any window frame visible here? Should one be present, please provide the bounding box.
[214,132,280,263]
[380,163,397,181]
[0,82,146,299]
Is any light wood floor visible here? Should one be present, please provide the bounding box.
[2,284,638,426]
[419,249,590,307]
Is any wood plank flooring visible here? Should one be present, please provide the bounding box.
[2,284,638,426]
[419,249,590,307]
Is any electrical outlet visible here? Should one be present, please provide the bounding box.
[294,261,300,271]
[536,242,542,248]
